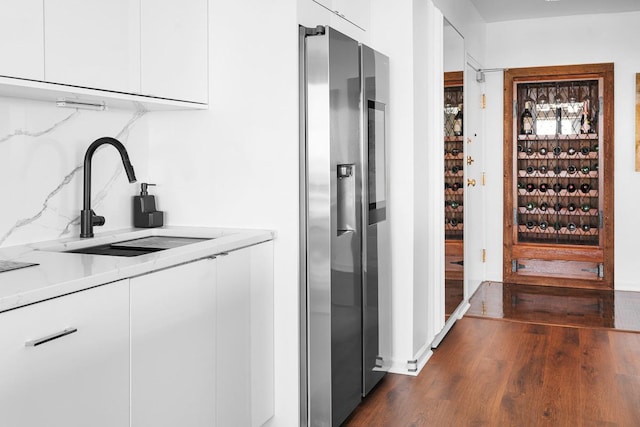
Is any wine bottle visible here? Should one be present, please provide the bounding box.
[567,222,577,232]
[567,165,577,174]
[526,165,535,174]
[539,183,549,193]
[539,147,548,155]
[567,183,577,193]
[567,147,577,156]
[450,200,460,209]
[580,165,590,175]
[525,183,536,192]
[451,148,460,156]
[567,203,576,212]
[539,165,548,174]
[451,165,461,174]
[552,183,563,193]
[580,183,591,194]
[525,220,536,230]
[525,202,536,211]
[594,162,599,171]
[451,182,461,191]
[525,146,534,156]
[539,221,549,230]
[453,104,463,136]
[580,100,592,134]
[580,203,591,212]
[517,144,524,153]
[581,224,591,232]
[580,146,590,156]
[450,218,459,227]
[553,202,563,212]
[553,146,562,156]
[517,182,524,189]
[540,202,549,211]
[521,101,534,135]
[553,221,562,231]
[553,166,562,175]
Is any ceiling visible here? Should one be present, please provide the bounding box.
[469,0,640,23]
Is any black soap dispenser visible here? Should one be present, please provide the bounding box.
[133,183,164,228]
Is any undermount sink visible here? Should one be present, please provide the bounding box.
[64,236,212,257]
[66,244,163,257]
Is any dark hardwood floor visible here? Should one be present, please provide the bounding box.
[344,284,640,426]
[467,281,640,332]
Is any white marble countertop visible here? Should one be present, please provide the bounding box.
[0,226,274,313]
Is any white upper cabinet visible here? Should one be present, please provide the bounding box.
[334,0,370,30]
[311,0,370,30]
[44,0,141,93]
[0,0,44,80]
[141,0,208,103]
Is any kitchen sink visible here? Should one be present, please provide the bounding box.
[66,244,163,257]
[65,236,212,257]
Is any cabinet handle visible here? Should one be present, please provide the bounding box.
[25,327,78,347]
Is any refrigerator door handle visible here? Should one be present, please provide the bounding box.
[337,163,356,235]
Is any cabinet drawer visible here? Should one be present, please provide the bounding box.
[0,281,129,427]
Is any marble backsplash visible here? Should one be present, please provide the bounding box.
[0,97,150,248]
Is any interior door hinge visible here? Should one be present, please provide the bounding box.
[481,94,486,109]
[482,249,486,263]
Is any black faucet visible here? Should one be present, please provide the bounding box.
[80,137,137,238]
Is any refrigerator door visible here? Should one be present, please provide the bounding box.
[304,27,363,427]
[361,44,389,396]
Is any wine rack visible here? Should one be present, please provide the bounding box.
[444,74,464,241]
[503,63,614,289]
[444,72,463,280]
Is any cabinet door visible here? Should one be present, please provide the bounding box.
[44,0,140,93]
[131,258,216,427]
[0,281,130,427]
[312,0,333,8]
[140,0,208,103]
[0,0,44,80]
[311,0,369,30]
[333,0,370,30]
[217,242,274,426]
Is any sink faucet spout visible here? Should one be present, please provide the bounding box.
[80,137,137,238]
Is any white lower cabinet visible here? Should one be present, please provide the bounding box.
[0,240,273,427]
[0,280,130,427]
[217,241,274,426]
[131,257,217,427]
[131,240,274,427]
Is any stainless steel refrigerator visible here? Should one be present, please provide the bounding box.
[299,25,390,427]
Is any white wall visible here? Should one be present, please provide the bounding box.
[485,11,640,291]
[0,98,149,247]
[432,0,486,66]
[444,23,464,72]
